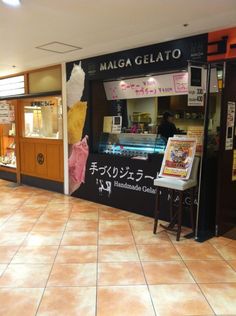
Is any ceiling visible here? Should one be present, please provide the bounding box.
[0,0,236,77]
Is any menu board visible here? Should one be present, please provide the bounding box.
[104,72,188,100]
[0,103,10,124]
[232,150,236,181]
[160,137,196,180]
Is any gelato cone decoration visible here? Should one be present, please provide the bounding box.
[67,62,89,194]
[67,62,87,145]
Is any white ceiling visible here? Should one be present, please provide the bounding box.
[0,0,236,77]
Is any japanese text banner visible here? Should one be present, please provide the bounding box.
[104,72,188,100]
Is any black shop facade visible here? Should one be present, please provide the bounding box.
[66,33,210,237]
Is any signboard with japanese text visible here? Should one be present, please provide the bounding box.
[160,138,196,179]
[104,72,188,100]
[0,102,10,124]
[225,101,235,150]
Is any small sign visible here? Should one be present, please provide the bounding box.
[160,137,196,180]
[225,101,235,151]
[0,103,10,124]
[188,66,204,106]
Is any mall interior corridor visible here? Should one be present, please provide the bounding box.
[0,179,235,315]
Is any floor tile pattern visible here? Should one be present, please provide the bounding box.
[0,179,236,315]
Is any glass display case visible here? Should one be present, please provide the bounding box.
[0,101,16,169]
[98,133,166,159]
[22,96,63,139]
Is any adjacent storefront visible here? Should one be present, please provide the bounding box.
[0,66,64,192]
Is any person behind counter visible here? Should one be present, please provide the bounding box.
[158,111,177,140]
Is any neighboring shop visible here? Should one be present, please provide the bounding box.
[0,65,64,192]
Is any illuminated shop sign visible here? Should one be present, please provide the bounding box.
[100,49,182,71]
[0,75,25,97]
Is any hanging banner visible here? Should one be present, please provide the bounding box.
[160,137,196,180]
[0,102,10,124]
[188,66,204,106]
[104,72,188,100]
[225,101,235,150]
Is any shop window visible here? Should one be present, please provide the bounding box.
[21,96,63,139]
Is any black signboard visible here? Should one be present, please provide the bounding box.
[66,33,208,82]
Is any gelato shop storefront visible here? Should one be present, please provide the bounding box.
[66,33,209,221]
[66,32,223,240]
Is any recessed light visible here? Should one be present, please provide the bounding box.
[183,23,189,27]
[2,0,21,7]
[12,65,16,68]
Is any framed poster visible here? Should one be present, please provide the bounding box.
[225,101,235,150]
[160,137,197,180]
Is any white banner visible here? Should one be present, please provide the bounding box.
[104,72,188,100]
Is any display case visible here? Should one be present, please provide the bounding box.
[98,133,166,158]
[22,96,63,139]
[0,101,17,169]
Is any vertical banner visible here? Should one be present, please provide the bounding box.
[188,66,204,106]
[225,101,235,151]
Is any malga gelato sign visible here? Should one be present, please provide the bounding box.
[99,49,182,71]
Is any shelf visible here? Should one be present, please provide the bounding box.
[0,162,16,169]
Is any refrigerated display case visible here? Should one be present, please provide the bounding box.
[98,132,166,158]
[22,96,63,139]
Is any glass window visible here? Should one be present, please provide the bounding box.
[0,101,16,168]
[22,96,63,139]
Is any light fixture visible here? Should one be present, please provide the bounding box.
[2,0,21,7]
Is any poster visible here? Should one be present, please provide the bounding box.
[187,126,204,155]
[104,72,188,100]
[160,137,196,180]
[0,102,10,124]
[232,150,236,181]
[188,66,204,106]
[225,101,235,150]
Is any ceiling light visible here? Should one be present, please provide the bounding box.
[2,0,21,6]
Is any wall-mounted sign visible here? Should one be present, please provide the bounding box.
[0,75,25,97]
[225,101,236,150]
[0,102,10,124]
[104,72,188,100]
[66,34,208,81]
[160,137,196,180]
[188,66,204,106]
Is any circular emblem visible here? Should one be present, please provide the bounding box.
[37,153,44,165]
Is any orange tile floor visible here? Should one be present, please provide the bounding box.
[0,179,236,316]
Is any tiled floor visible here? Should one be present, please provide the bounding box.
[0,180,236,315]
